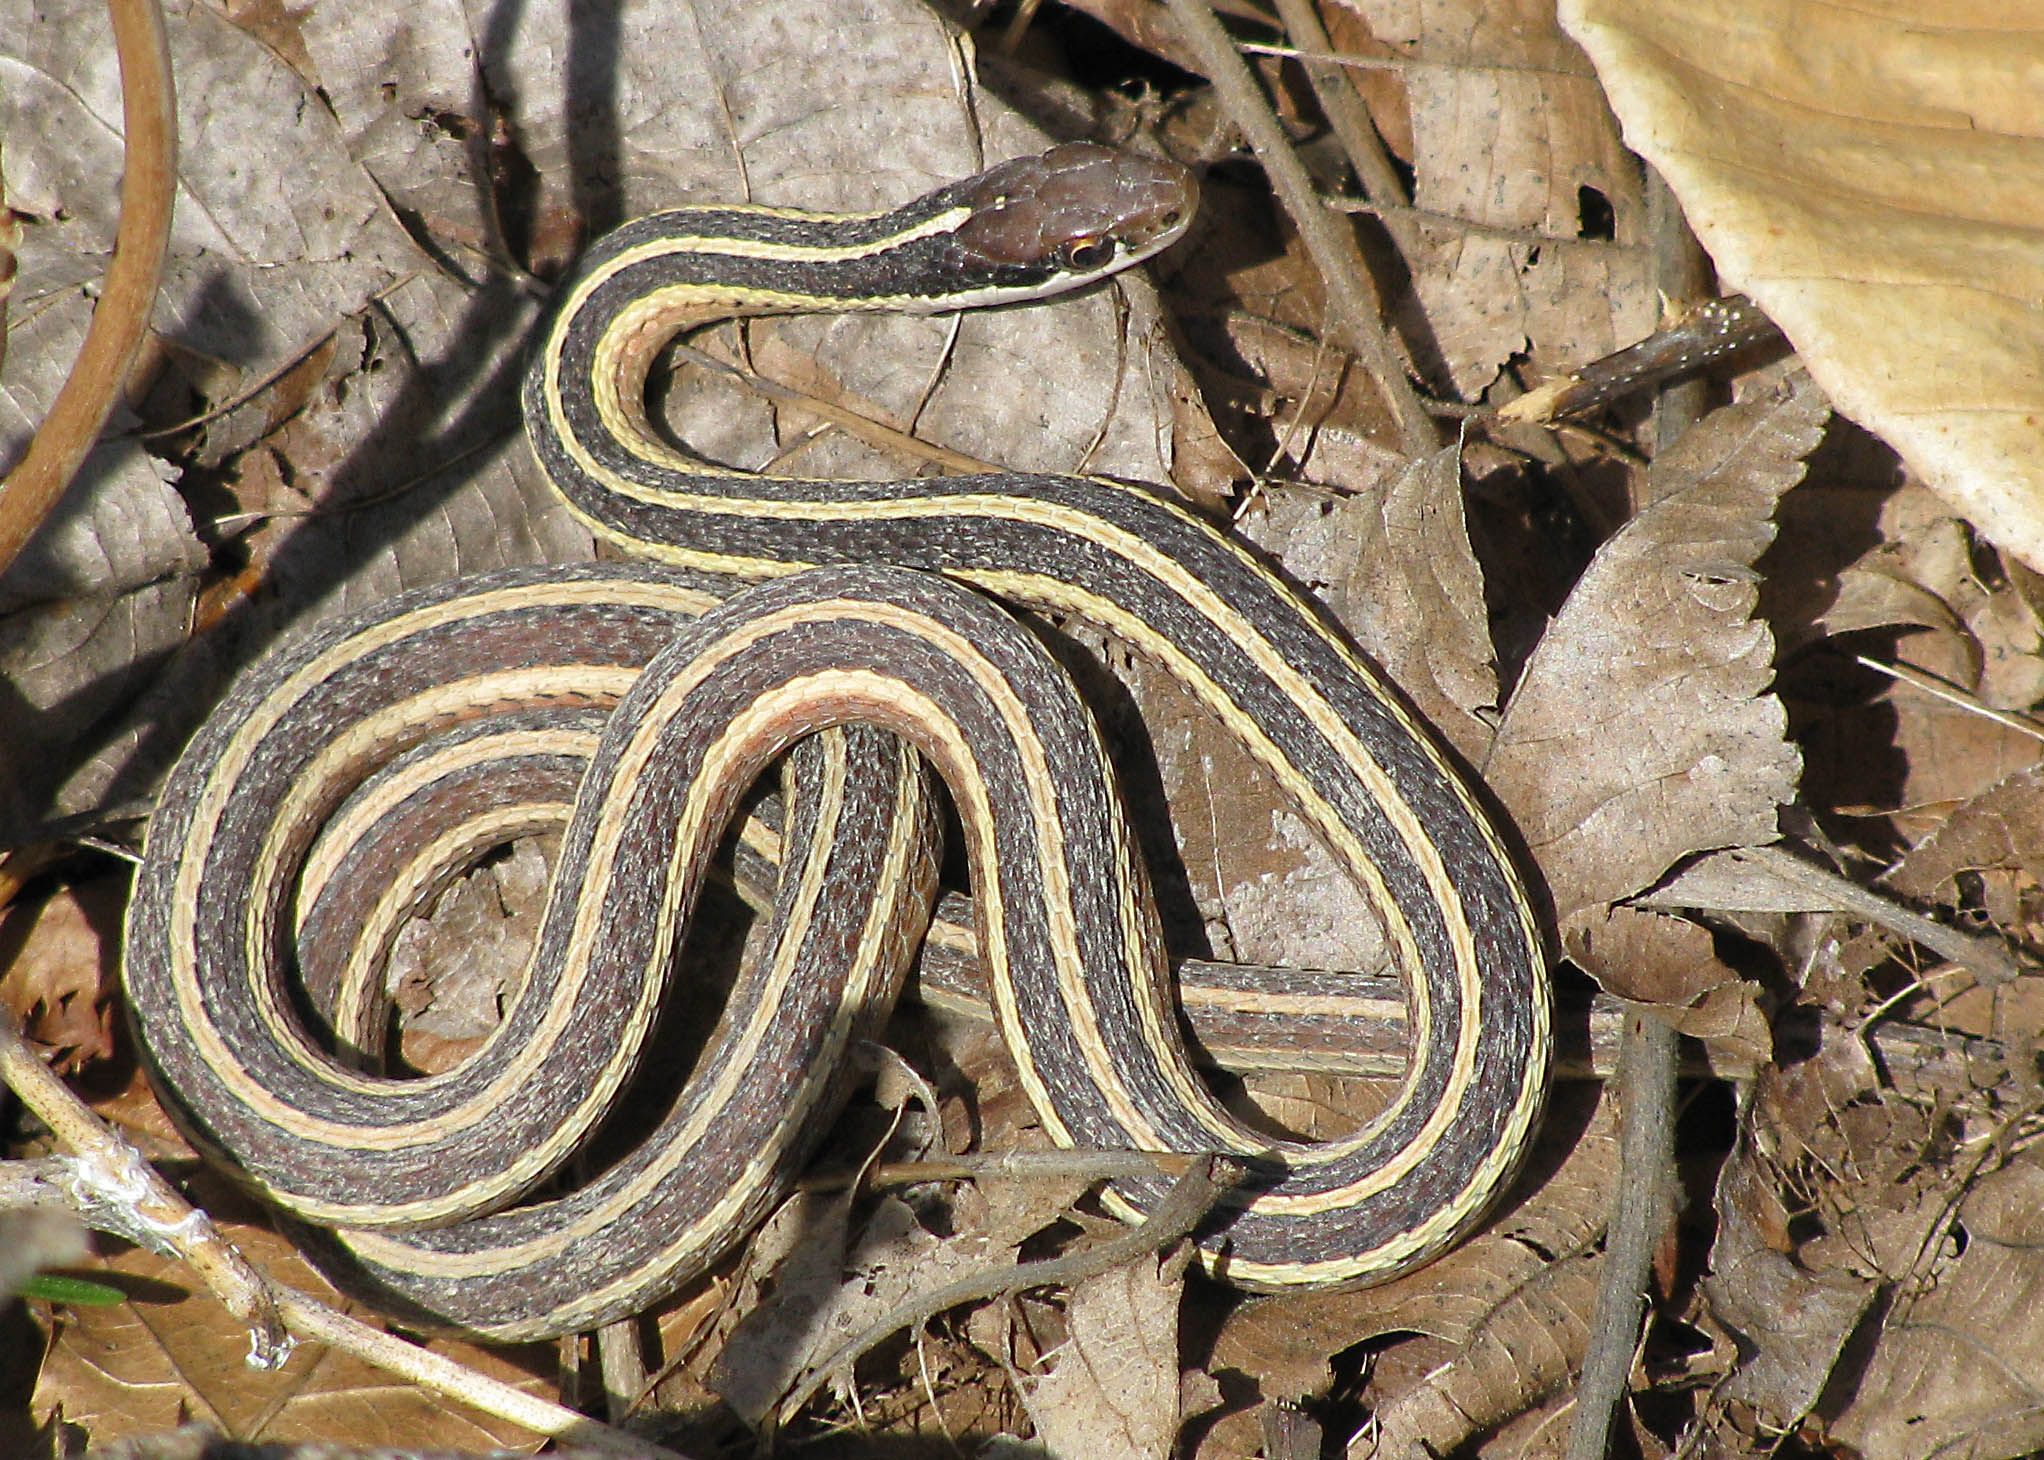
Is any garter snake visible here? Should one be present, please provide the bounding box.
[124,143,1549,1341]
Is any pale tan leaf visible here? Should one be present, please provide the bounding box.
[0,0,420,428]
[0,578,197,823]
[1489,372,1823,939]
[0,450,203,614]
[1558,0,2044,572]
[710,1187,869,1425]
[1123,650,1393,973]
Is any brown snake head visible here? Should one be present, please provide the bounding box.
[947,142,1197,280]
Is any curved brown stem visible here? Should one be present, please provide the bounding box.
[0,0,177,577]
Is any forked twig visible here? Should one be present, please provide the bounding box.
[0,1006,687,1459]
[1161,0,1434,456]
[773,1153,1247,1427]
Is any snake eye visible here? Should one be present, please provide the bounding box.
[1060,237,1116,271]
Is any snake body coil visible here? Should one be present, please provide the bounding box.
[125,144,1548,1341]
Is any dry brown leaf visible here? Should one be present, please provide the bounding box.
[1488,372,1822,975]
[1335,0,1653,396]
[0,876,123,1073]
[712,1189,1015,1425]
[1887,762,2044,904]
[1704,1146,1873,1425]
[1560,902,1748,1019]
[1353,1247,1601,1459]
[1823,1154,2044,1460]
[1246,445,1498,760]
[709,1187,867,1425]
[1010,1255,1187,1460]
[31,1184,552,1452]
[1766,477,1969,660]
[1558,0,2044,573]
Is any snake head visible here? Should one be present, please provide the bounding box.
[945,143,1197,289]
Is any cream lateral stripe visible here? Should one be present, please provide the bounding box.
[618,596,1166,1148]
[531,444,1470,1161]
[214,670,636,1107]
[310,756,1429,1072]
[295,724,604,925]
[169,577,696,1098]
[536,239,1538,1215]
[543,200,1524,1227]
[536,401,1451,1105]
[574,205,973,277]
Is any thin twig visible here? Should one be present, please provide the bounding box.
[1565,175,1703,1460]
[1564,1010,1677,1460]
[0,1156,76,1211]
[1161,0,1435,456]
[1265,0,1415,259]
[0,1006,687,1458]
[823,1146,1206,1195]
[1328,194,1632,248]
[665,338,1003,475]
[0,0,177,575]
[1855,653,2044,745]
[1644,843,2025,989]
[773,1153,1247,1426]
[84,1424,639,1460]
[1235,40,1584,82]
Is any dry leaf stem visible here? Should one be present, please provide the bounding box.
[1645,844,2025,988]
[0,1006,687,1459]
[1161,0,1434,456]
[1747,844,2025,987]
[773,1152,1247,1427]
[0,0,176,576]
